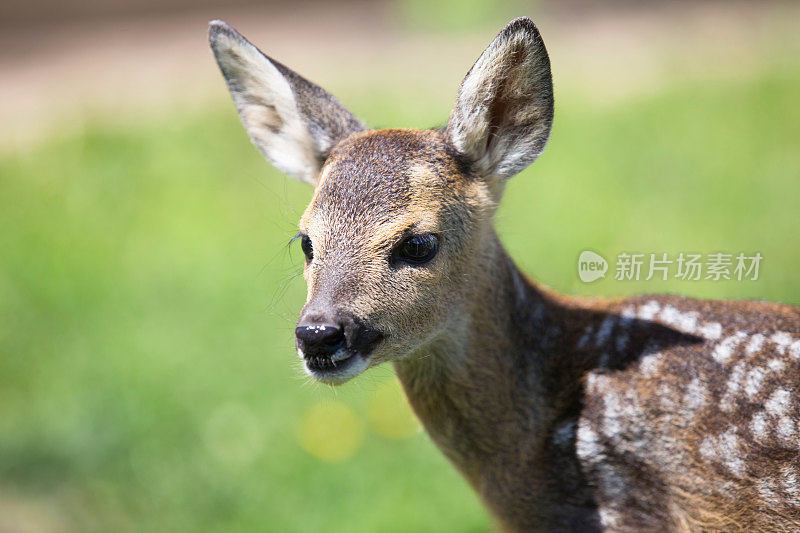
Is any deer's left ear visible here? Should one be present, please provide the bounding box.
[209,21,365,185]
[444,17,554,181]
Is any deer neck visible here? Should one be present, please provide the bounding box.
[393,232,591,502]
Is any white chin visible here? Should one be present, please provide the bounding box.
[301,348,370,385]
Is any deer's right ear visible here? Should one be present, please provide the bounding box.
[209,21,365,185]
[444,18,554,182]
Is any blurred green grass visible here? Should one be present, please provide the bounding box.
[0,66,799,531]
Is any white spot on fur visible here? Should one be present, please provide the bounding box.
[720,361,747,411]
[602,392,624,439]
[598,508,622,529]
[791,341,800,360]
[746,333,765,354]
[766,389,791,417]
[751,411,768,441]
[699,436,716,461]
[678,311,699,334]
[719,430,746,476]
[639,353,661,378]
[698,322,723,341]
[584,372,606,395]
[777,417,796,441]
[725,452,747,477]
[657,305,702,334]
[621,306,636,319]
[659,305,682,328]
[657,384,676,411]
[576,423,603,462]
[684,378,707,412]
[638,300,661,320]
[771,332,793,354]
[767,358,786,372]
[712,331,747,364]
[744,367,766,399]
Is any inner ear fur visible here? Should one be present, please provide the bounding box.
[209,20,365,185]
[445,17,554,181]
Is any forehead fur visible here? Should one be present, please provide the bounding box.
[301,129,483,236]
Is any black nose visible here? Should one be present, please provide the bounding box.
[295,322,345,356]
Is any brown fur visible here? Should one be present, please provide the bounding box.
[210,18,800,532]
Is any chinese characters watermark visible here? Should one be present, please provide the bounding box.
[578,251,762,283]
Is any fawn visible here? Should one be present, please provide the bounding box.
[210,18,800,531]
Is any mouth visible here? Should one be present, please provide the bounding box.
[295,317,384,385]
[305,345,354,371]
[300,347,371,385]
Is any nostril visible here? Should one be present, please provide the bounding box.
[295,323,345,355]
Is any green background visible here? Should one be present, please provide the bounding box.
[1,11,799,532]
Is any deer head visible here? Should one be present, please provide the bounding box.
[209,18,553,384]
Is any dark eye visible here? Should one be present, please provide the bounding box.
[393,234,439,266]
[300,235,313,261]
